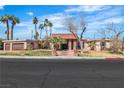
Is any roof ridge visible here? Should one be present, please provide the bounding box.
[52,33,73,35]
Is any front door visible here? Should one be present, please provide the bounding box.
[61,40,68,50]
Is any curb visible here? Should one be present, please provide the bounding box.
[0,56,106,59]
[0,56,124,60]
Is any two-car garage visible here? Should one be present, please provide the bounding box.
[3,40,39,51]
[5,43,24,50]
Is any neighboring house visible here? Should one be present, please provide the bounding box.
[84,39,112,51]
[51,33,112,51]
[3,40,39,51]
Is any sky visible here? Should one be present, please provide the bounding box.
[0,5,124,40]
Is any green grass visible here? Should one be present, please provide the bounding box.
[0,50,52,56]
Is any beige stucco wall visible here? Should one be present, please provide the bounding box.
[32,41,39,49]
[73,40,77,50]
[24,42,27,49]
[84,42,90,51]
[95,41,101,51]
[68,40,72,50]
[105,42,111,49]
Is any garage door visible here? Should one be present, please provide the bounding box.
[12,43,24,50]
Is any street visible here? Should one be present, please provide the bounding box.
[0,57,124,88]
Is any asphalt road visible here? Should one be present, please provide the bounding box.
[0,58,124,88]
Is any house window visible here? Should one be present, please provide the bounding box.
[101,42,106,50]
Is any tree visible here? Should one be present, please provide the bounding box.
[97,28,107,39]
[33,17,39,40]
[44,19,49,39]
[64,17,78,39]
[122,37,124,51]
[10,15,20,40]
[63,17,78,56]
[63,17,87,54]
[48,21,53,36]
[49,36,65,56]
[0,14,11,40]
[79,17,87,51]
[97,28,108,50]
[104,22,124,53]
[39,24,44,40]
[0,39,3,50]
[88,41,96,50]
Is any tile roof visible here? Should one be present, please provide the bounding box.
[51,34,77,40]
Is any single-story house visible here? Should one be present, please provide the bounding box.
[2,34,112,51]
[51,34,112,51]
[2,40,39,51]
[51,34,78,50]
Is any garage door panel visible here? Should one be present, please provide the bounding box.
[12,43,24,50]
[5,44,10,50]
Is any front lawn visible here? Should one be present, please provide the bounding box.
[79,51,124,57]
[0,50,124,57]
[0,50,52,56]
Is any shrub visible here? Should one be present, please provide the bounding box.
[0,39,3,50]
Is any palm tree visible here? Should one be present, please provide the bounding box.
[48,21,53,36]
[44,19,49,39]
[10,15,20,40]
[88,41,96,50]
[49,36,65,56]
[33,17,38,40]
[39,24,44,40]
[0,14,11,40]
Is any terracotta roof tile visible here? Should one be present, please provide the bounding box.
[51,34,77,40]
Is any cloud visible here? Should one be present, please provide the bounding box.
[27,12,34,16]
[2,6,122,40]
[0,5,4,10]
[39,13,73,29]
[85,6,123,31]
[65,5,111,13]
[103,17,123,24]
[85,7,122,23]
[87,16,124,29]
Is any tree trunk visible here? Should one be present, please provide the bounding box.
[45,26,48,39]
[79,40,83,53]
[35,24,38,40]
[39,29,42,40]
[50,27,52,36]
[122,38,124,51]
[70,32,79,56]
[6,20,9,40]
[52,44,58,56]
[10,25,14,40]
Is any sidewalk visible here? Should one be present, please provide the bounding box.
[0,56,124,60]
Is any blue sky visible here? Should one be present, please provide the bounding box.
[0,5,124,40]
